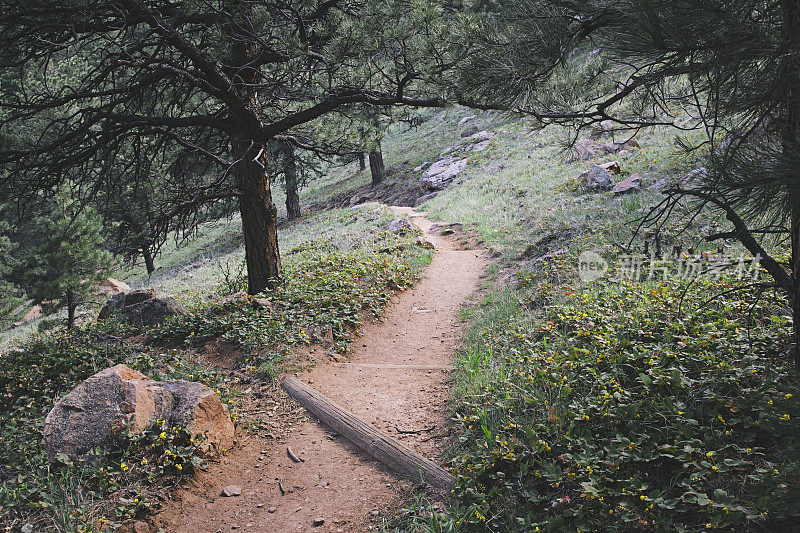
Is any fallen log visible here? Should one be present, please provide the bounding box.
[281,376,455,490]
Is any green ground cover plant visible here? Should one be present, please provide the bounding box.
[0,205,429,531]
[0,321,226,532]
[443,271,800,531]
[149,207,431,354]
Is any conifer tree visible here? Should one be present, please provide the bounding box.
[21,193,113,329]
[0,0,449,295]
[0,203,21,325]
[275,142,302,221]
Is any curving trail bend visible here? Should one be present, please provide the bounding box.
[157,207,487,533]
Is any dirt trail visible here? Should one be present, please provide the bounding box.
[156,207,487,532]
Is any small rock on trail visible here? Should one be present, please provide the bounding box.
[221,485,242,497]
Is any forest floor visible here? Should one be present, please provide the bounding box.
[154,207,488,533]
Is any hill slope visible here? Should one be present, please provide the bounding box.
[2,105,799,532]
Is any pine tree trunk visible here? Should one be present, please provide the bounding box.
[226,10,281,296]
[142,246,155,275]
[236,141,281,295]
[66,288,75,329]
[792,214,800,365]
[358,152,366,171]
[369,144,385,186]
[280,142,301,220]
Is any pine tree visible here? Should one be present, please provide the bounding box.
[0,1,449,295]
[275,142,302,221]
[0,203,21,325]
[21,193,113,329]
[369,145,386,186]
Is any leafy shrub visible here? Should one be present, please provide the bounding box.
[150,227,430,354]
[441,274,800,531]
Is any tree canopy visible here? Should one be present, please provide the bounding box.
[0,0,450,293]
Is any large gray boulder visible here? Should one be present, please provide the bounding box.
[44,364,235,462]
[419,157,468,191]
[98,288,187,326]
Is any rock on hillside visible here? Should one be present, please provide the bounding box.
[418,130,498,190]
[387,218,413,235]
[569,139,607,161]
[419,157,468,191]
[461,125,480,137]
[612,173,642,194]
[97,277,132,298]
[44,364,234,461]
[98,288,187,326]
[568,137,641,161]
[440,130,496,157]
[580,165,614,190]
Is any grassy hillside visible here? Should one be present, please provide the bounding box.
[2,104,799,531]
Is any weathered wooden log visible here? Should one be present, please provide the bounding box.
[281,376,455,490]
